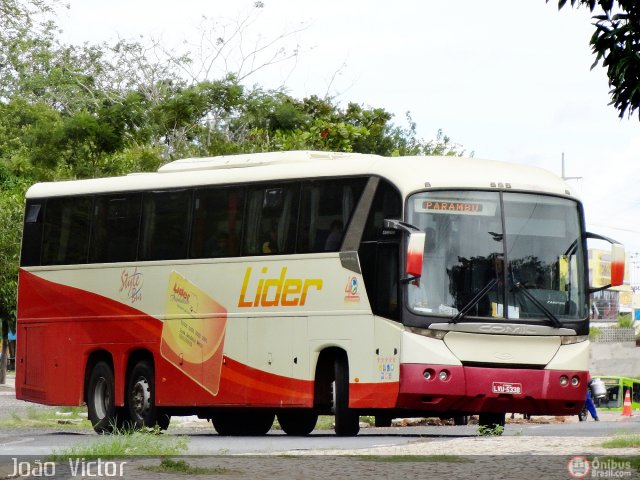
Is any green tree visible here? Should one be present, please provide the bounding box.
[0,167,29,383]
[551,0,640,119]
[0,2,470,380]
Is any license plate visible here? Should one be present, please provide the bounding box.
[492,382,522,394]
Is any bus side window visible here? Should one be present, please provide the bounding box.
[632,382,640,404]
[41,197,92,265]
[191,187,245,259]
[140,190,192,261]
[359,179,402,320]
[244,184,299,256]
[21,202,44,267]
[361,179,401,242]
[297,177,367,253]
[89,194,141,263]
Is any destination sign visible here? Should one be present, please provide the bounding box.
[414,199,497,216]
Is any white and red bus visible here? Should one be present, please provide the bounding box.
[15,151,624,435]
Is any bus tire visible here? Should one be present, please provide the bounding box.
[277,410,318,435]
[127,360,170,430]
[453,415,469,426]
[246,412,275,435]
[478,413,505,433]
[333,355,360,436]
[213,411,274,436]
[374,415,393,427]
[87,361,118,434]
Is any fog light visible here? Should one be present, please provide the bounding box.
[559,375,569,386]
[439,370,449,381]
[423,369,433,380]
[571,376,580,386]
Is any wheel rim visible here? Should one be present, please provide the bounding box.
[131,376,151,420]
[93,377,110,420]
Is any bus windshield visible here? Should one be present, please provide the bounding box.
[405,191,588,324]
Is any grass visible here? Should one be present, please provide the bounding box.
[140,458,230,475]
[477,424,504,436]
[0,405,92,429]
[49,426,189,461]
[601,434,640,449]
[600,435,640,472]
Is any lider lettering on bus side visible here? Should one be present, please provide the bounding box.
[237,267,323,308]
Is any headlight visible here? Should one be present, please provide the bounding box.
[560,335,588,345]
[407,327,447,340]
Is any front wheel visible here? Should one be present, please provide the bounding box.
[127,360,170,430]
[453,415,469,426]
[478,413,505,433]
[333,354,360,436]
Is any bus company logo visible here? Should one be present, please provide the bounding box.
[567,456,591,478]
[478,324,537,335]
[119,267,143,304]
[344,276,360,303]
[237,267,323,308]
[170,282,199,313]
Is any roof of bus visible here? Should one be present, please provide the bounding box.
[25,150,578,200]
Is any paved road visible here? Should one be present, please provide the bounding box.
[1,417,639,455]
[2,374,639,479]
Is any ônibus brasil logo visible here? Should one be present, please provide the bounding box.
[567,456,591,478]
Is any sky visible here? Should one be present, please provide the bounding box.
[55,0,640,270]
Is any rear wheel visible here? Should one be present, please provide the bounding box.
[127,360,170,430]
[87,361,124,434]
[213,411,274,436]
[333,354,360,436]
[277,410,318,435]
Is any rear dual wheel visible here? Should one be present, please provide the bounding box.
[86,359,170,434]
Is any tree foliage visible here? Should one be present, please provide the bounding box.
[552,0,640,119]
[0,1,468,337]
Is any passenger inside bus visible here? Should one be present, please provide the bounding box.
[324,219,343,251]
[262,222,278,254]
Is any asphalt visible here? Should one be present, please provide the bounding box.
[1,372,638,479]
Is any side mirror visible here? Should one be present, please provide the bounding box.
[384,219,425,279]
[610,243,625,287]
[586,232,626,292]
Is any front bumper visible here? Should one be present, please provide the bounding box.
[397,364,587,415]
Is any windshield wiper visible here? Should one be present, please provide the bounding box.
[450,278,498,324]
[511,281,563,329]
